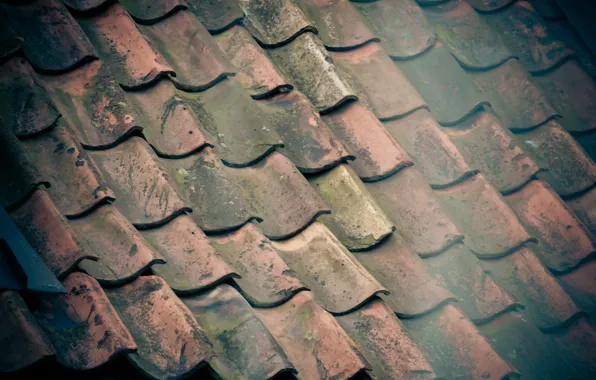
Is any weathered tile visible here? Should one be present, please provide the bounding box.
[0,0,97,72]
[505,180,596,273]
[141,214,239,294]
[397,42,488,125]
[0,291,55,373]
[433,174,534,256]
[330,42,426,120]
[105,276,215,379]
[89,137,190,228]
[119,0,186,23]
[336,298,435,380]
[527,0,564,19]
[567,186,596,236]
[424,0,513,69]
[322,101,414,181]
[464,0,515,12]
[182,284,296,379]
[353,0,437,59]
[513,120,596,196]
[186,0,244,33]
[255,291,370,379]
[77,3,174,89]
[551,318,596,378]
[29,273,137,370]
[444,111,541,194]
[272,222,388,314]
[9,190,95,278]
[559,260,596,318]
[545,19,596,77]
[211,224,305,307]
[258,91,353,173]
[238,0,315,47]
[471,59,558,130]
[353,233,455,317]
[0,57,59,137]
[0,20,22,60]
[365,166,464,256]
[63,0,109,12]
[268,32,357,112]
[21,122,115,217]
[139,10,235,92]
[383,108,476,188]
[309,165,395,250]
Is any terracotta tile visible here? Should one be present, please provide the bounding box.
[238,0,316,47]
[9,190,95,278]
[29,272,137,370]
[211,223,306,307]
[0,57,59,137]
[105,276,215,379]
[545,18,596,77]
[464,0,515,12]
[336,298,435,380]
[483,246,582,330]
[567,186,596,236]
[559,260,596,317]
[470,59,558,130]
[309,165,395,250]
[77,3,174,90]
[433,173,534,256]
[403,303,517,379]
[182,284,296,379]
[0,0,97,72]
[255,291,370,379]
[532,59,596,134]
[0,20,22,60]
[258,91,353,173]
[181,78,284,167]
[396,42,488,125]
[424,0,514,69]
[383,108,476,188]
[0,127,48,209]
[298,0,377,49]
[69,204,165,284]
[119,0,186,23]
[505,180,596,272]
[141,214,239,294]
[321,101,414,181]
[484,1,574,74]
[353,233,455,317]
[0,291,55,373]
[272,222,388,314]
[268,32,357,112]
[63,0,109,12]
[425,243,520,323]
[444,111,541,194]
[126,80,212,158]
[551,317,596,378]
[139,10,235,92]
[89,136,190,228]
[186,0,244,33]
[513,120,596,196]
[215,25,293,98]
[353,0,437,59]
[21,122,115,217]
[365,166,464,256]
[330,42,426,120]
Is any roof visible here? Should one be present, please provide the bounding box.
[1,0,596,379]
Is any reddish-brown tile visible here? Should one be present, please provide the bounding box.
[353,0,437,59]
[187,0,244,33]
[9,189,95,278]
[567,186,596,236]
[559,260,596,317]
[29,272,137,370]
[353,233,455,317]
[105,276,215,379]
[63,0,109,12]
[309,165,395,250]
[211,223,306,307]
[21,122,115,217]
[89,136,190,228]
[0,291,55,373]
[383,108,477,188]
[330,42,426,120]
[119,0,185,23]
[551,318,596,378]
[0,57,59,137]
[182,284,296,379]
[464,0,515,12]
[433,174,534,256]
[365,166,464,256]
[545,18,596,77]
[321,101,414,181]
[77,3,174,89]
[336,298,435,380]
[255,291,370,379]
[140,214,239,294]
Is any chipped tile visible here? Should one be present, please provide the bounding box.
[119,0,186,23]
[186,0,244,33]
[559,260,596,317]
